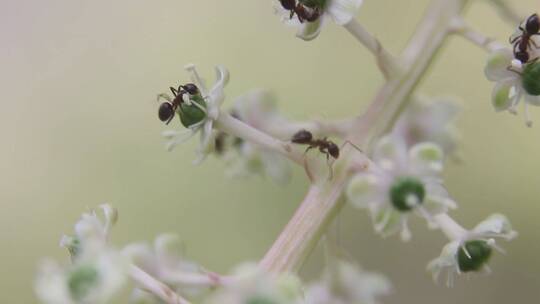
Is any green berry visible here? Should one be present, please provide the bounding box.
[522,62,540,96]
[299,0,327,8]
[457,240,493,272]
[389,177,425,212]
[178,95,207,128]
[246,296,277,304]
[68,265,99,300]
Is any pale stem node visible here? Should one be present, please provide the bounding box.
[215,111,305,165]
[449,17,504,52]
[129,264,191,304]
[343,19,401,79]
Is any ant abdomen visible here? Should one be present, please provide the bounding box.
[291,129,313,144]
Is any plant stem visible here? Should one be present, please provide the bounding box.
[343,19,400,78]
[129,265,191,304]
[215,111,304,165]
[433,214,467,240]
[260,0,470,274]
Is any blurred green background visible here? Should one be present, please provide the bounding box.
[1,0,539,302]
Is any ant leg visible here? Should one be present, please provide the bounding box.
[302,146,315,182]
[170,87,179,97]
[326,153,334,181]
[510,36,520,44]
[340,140,364,154]
[157,93,173,103]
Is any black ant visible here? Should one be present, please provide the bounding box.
[157,83,199,125]
[291,129,362,180]
[279,0,322,23]
[510,13,540,63]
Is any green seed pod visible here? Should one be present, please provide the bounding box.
[246,296,277,304]
[178,95,207,128]
[68,265,99,300]
[457,240,493,272]
[522,62,540,96]
[299,0,327,9]
[389,177,425,212]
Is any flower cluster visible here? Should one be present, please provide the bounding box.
[347,135,455,241]
[485,48,540,127]
[35,205,126,304]
[275,0,364,40]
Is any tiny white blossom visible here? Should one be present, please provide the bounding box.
[346,135,456,241]
[223,89,292,184]
[62,204,118,259]
[35,249,126,304]
[304,260,391,304]
[204,263,302,304]
[427,214,517,286]
[393,96,461,156]
[163,64,230,163]
[274,0,363,41]
[485,48,540,127]
[123,234,215,297]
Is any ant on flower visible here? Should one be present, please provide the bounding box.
[279,0,322,23]
[157,83,199,125]
[510,13,540,64]
[291,129,363,180]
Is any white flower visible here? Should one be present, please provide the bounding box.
[223,89,292,184]
[35,250,126,304]
[485,48,540,127]
[61,204,118,259]
[163,64,230,163]
[204,263,302,304]
[346,135,456,241]
[304,260,391,304]
[123,234,215,297]
[274,0,363,41]
[393,96,461,156]
[427,214,517,286]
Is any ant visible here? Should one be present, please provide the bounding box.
[510,13,540,63]
[291,129,362,180]
[157,83,199,125]
[279,0,321,23]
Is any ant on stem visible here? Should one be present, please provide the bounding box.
[291,129,363,180]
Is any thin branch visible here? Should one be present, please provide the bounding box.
[450,17,504,52]
[343,19,401,79]
[489,0,523,25]
[129,265,191,304]
[215,111,305,166]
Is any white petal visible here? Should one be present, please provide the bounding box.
[491,79,516,112]
[472,213,518,240]
[372,135,407,170]
[409,142,444,174]
[346,174,381,208]
[326,0,363,25]
[427,241,460,282]
[484,48,515,82]
[209,65,230,111]
[296,18,324,41]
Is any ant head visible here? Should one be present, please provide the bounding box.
[158,102,175,124]
[291,129,313,144]
[328,143,340,159]
[182,83,199,95]
[526,13,540,34]
[516,51,530,63]
[279,0,296,10]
